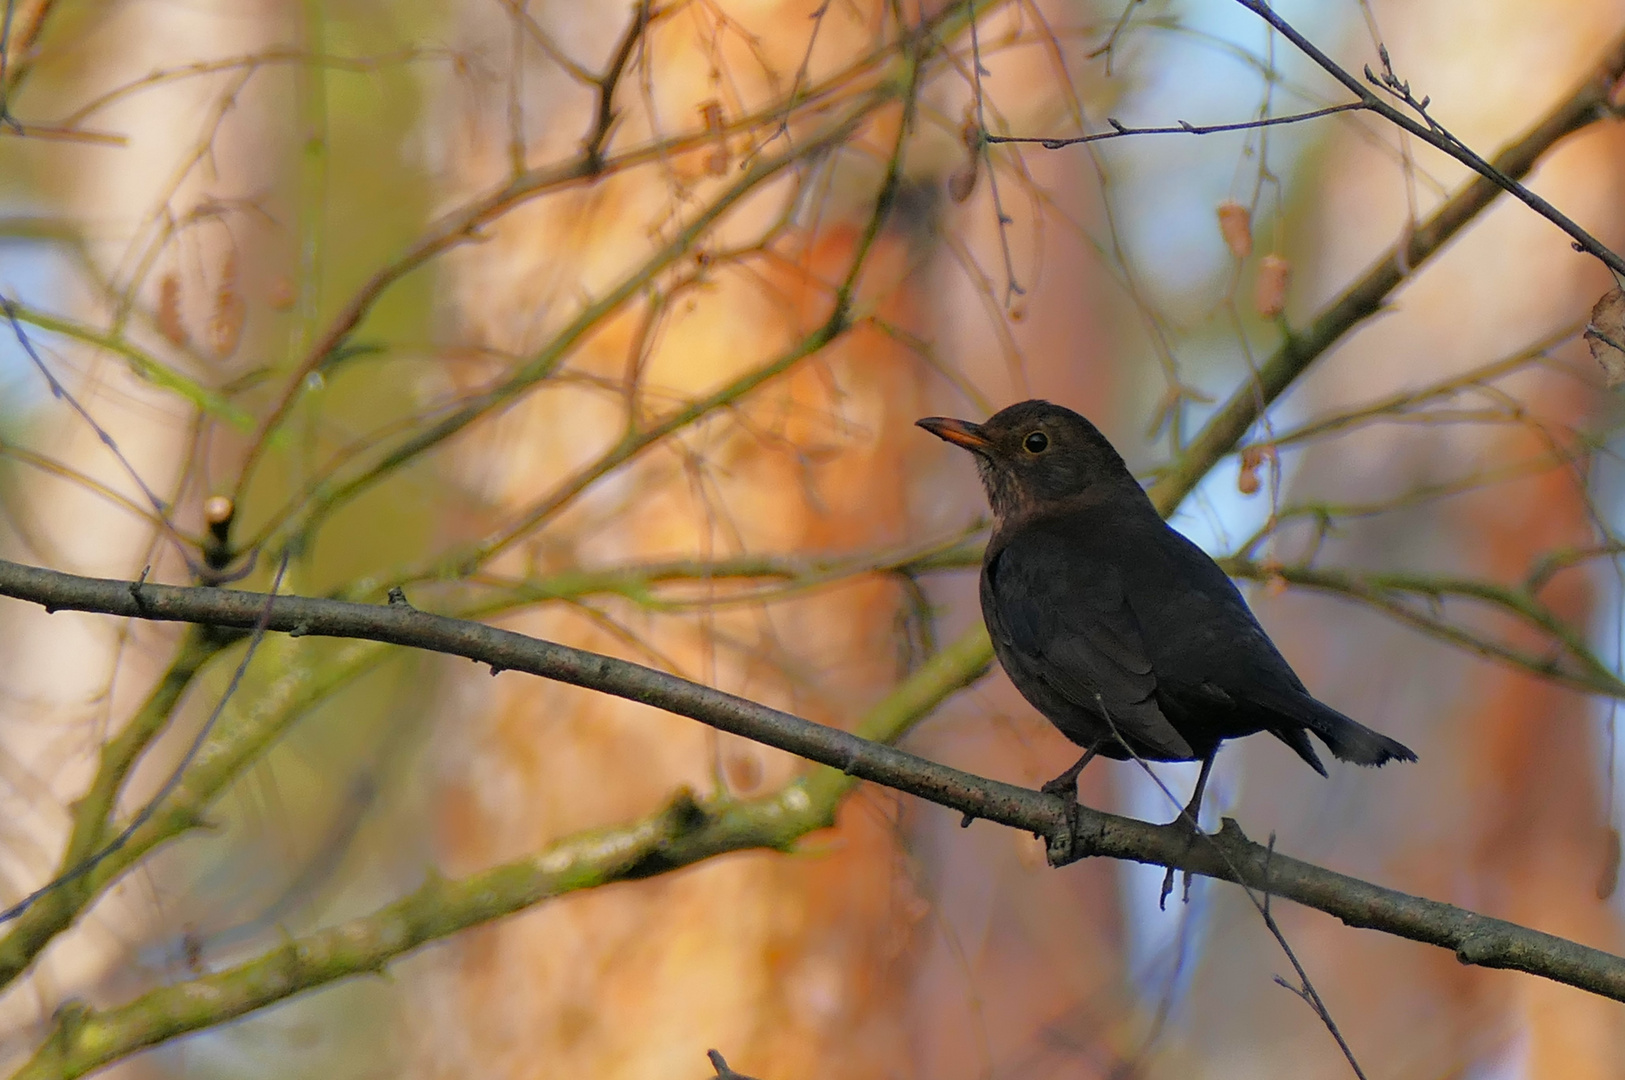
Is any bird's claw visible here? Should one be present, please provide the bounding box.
[1157,866,1195,909]
[1039,775,1076,799]
[1157,813,1204,909]
[1044,792,1083,866]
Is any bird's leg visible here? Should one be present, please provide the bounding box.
[1040,745,1099,799]
[1174,750,1216,830]
[1159,751,1216,909]
[1040,745,1099,866]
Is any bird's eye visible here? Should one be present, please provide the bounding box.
[1023,431,1049,454]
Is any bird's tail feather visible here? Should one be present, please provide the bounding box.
[1293,694,1416,767]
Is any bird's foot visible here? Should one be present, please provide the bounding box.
[1157,812,1204,910]
[1157,752,1216,909]
[1044,792,1083,867]
[1041,746,1100,801]
[1046,779,1085,864]
[1157,864,1195,910]
[1039,774,1076,799]
[1040,748,1102,865]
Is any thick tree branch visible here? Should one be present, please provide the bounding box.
[1,555,1622,1069]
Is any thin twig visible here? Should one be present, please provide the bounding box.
[966,3,1024,301]
[986,100,1369,148]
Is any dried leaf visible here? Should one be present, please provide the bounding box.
[959,106,980,152]
[1216,199,1253,259]
[947,107,982,202]
[1585,287,1625,388]
[1254,253,1290,318]
[1237,443,1275,497]
[1238,446,1261,496]
[208,249,246,359]
[209,301,246,359]
[209,293,246,360]
[698,100,729,176]
[156,273,188,348]
[181,924,205,974]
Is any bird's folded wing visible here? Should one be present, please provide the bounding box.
[988,532,1193,759]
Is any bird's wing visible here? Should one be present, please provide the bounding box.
[986,528,1193,759]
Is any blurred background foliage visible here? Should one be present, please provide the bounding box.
[0,0,1624,1078]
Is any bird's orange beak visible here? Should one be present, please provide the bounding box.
[916,416,991,451]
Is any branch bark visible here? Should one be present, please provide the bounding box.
[0,554,1621,1080]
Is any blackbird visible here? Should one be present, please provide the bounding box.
[918,399,1414,825]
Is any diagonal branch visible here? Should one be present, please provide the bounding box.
[1,556,1623,1061]
[1147,22,1625,511]
[1230,0,1625,277]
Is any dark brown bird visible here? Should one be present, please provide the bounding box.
[918,400,1414,824]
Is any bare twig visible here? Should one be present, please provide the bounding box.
[582,0,655,171]
[986,100,1369,149]
[965,3,1024,302]
[1090,711,1369,1077]
[1223,557,1625,700]
[1260,835,1369,1080]
[1,301,176,525]
[0,627,222,991]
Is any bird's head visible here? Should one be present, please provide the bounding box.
[916,399,1142,522]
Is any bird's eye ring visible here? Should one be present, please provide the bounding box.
[1023,431,1049,454]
